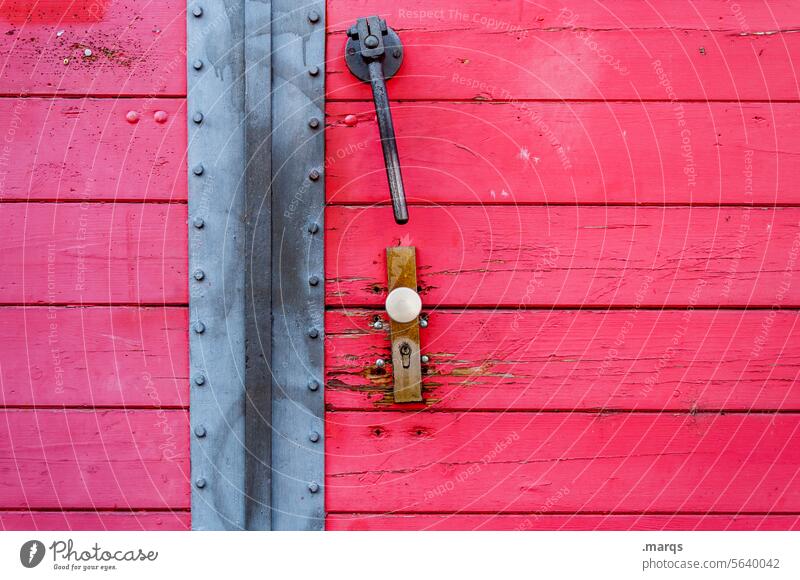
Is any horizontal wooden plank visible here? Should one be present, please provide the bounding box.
[326,412,800,513]
[326,309,800,411]
[327,514,800,531]
[0,203,187,304]
[0,409,189,509]
[0,510,189,530]
[328,1,800,33]
[0,307,187,407]
[326,101,800,205]
[327,30,800,101]
[0,98,187,201]
[0,0,185,96]
[326,206,800,307]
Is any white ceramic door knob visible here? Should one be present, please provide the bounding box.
[385,287,422,323]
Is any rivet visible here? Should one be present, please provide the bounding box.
[307,222,319,234]
[195,478,207,489]
[192,111,204,124]
[308,117,320,129]
[375,358,385,368]
[154,110,168,123]
[308,66,320,77]
[193,216,205,229]
[193,164,204,176]
[83,48,93,57]
[308,275,320,286]
[308,327,319,339]
[193,269,205,281]
[347,47,356,56]
[309,431,320,443]
[194,425,207,438]
[364,35,379,49]
[307,379,320,391]
[419,318,428,328]
[373,320,383,330]
[344,114,358,127]
[308,482,320,493]
[125,110,139,124]
[56,30,64,37]
[192,5,203,17]
[309,169,320,181]
[193,59,203,70]
[193,374,206,386]
[194,321,206,334]
[307,10,320,23]
[421,355,430,364]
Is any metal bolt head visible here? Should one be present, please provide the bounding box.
[309,169,320,181]
[192,5,203,17]
[307,10,320,23]
[373,320,383,330]
[193,269,205,281]
[83,48,92,57]
[421,355,430,364]
[419,318,428,328]
[193,164,204,176]
[194,425,207,438]
[308,482,320,493]
[308,117,320,129]
[193,59,203,70]
[308,327,319,339]
[193,374,206,386]
[309,431,320,443]
[307,222,319,234]
[307,379,320,391]
[308,66,320,77]
[193,216,205,229]
[364,35,379,49]
[195,478,206,489]
[126,110,139,124]
[154,110,168,123]
[192,111,204,124]
[375,358,386,368]
[193,321,206,334]
[308,275,320,286]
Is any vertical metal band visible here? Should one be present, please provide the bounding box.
[270,2,326,530]
[188,0,247,529]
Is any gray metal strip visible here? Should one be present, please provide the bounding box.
[270,2,326,530]
[188,0,247,530]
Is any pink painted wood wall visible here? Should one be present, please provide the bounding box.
[0,0,189,531]
[324,0,800,530]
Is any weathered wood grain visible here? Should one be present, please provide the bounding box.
[0,307,187,407]
[0,98,187,201]
[326,206,800,307]
[0,0,186,96]
[0,510,190,530]
[326,309,800,411]
[0,409,189,508]
[327,514,800,531]
[326,101,800,205]
[0,203,187,304]
[326,412,800,513]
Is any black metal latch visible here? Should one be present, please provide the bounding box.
[345,16,408,224]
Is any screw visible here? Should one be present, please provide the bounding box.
[309,169,320,181]
[375,358,385,368]
[308,66,320,76]
[393,48,402,58]
[193,216,205,229]
[364,35,379,49]
[193,59,203,70]
[83,48,93,57]
[308,327,319,339]
[309,431,320,443]
[193,164,204,176]
[373,320,383,330]
[193,321,206,334]
[194,425,207,438]
[193,269,205,281]
[192,112,204,124]
[192,5,203,17]
[125,111,139,124]
[308,117,320,129]
[347,47,356,56]
[308,275,320,286]
[421,355,430,364]
[307,379,320,391]
[307,222,319,234]
[195,478,206,489]
[154,110,168,123]
[307,10,320,23]
[308,482,320,493]
[193,374,206,386]
[419,318,428,328]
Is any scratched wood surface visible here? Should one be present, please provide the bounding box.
[326,101,800,205]
[326,309,800,411]
[0,410,189,509]
[0,511,190,531]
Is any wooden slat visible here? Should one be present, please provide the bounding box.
[326,412,800,513]
[327,513,800,531]
[326,309,800,411]
[0,203,187,304]
[328,1,800,33]
[326,206,800,308]
[0,409,189,509]
[326,101,800,205]
[0,0,185,96]
[0,98,186,201]
[327,29,800,101]
[0,510,189,530]
[0,307,187,407]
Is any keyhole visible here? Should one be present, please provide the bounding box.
[399,342,412,369]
